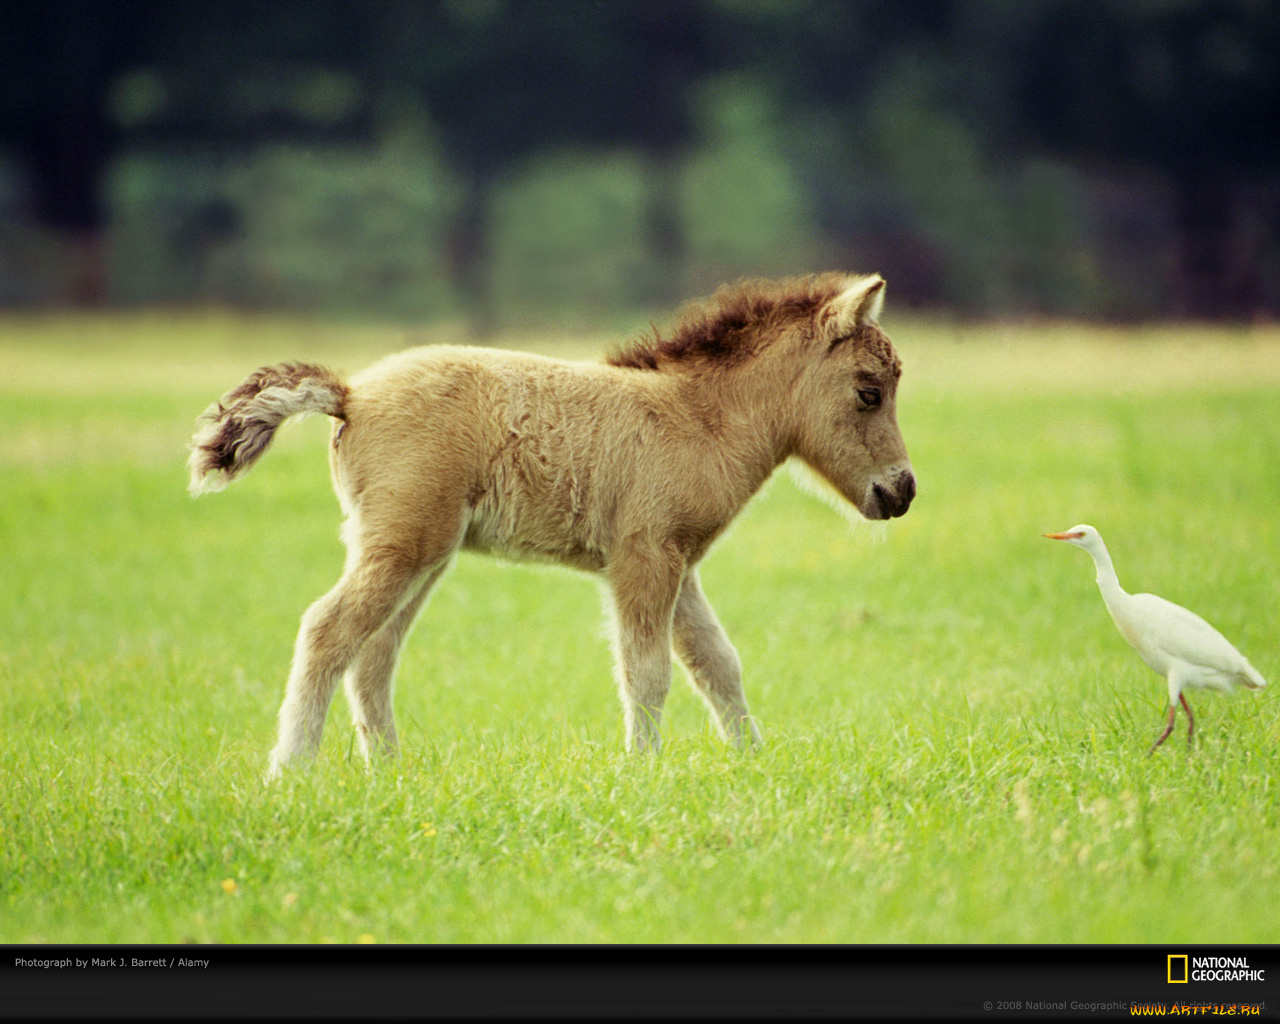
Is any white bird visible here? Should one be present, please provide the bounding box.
[1043,524,1267,754]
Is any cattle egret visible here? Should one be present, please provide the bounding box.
[1043,524,1267,753]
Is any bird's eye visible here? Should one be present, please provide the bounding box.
[857,387,881,408]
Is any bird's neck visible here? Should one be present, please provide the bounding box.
[1088,544,1128,606]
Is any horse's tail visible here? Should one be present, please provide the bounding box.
[187,362,349,496]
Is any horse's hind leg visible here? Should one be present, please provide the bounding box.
[267,547,424,779]
[267,495,464,779]
[672,569,761,747]
[342,562,448,763]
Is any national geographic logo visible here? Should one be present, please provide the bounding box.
[1168,955,1266,983]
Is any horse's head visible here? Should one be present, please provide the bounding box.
[790,275,915,521]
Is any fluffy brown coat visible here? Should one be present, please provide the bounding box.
[188,274,915,776]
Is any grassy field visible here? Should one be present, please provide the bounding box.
[1,310,1277,944]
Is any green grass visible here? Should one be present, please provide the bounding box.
[1,313,1277,943]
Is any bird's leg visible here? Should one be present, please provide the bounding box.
[1148,704,1177,756]
[1180,693,1194,746]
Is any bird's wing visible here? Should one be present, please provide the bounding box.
[1127,592,1253,675]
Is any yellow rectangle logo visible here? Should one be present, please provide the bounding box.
[1168,954,1189,983]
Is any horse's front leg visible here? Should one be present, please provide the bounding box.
[672,569,761,748]
[608,539,685,753]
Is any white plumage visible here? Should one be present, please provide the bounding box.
[1043,524,1267,753]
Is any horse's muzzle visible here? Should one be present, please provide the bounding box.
[871,469,915,519]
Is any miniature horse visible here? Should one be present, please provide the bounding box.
[188,273,915,777]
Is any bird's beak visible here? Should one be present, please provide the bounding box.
[1043,531,1085,541]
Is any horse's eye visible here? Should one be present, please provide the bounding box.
[857,388,881,408]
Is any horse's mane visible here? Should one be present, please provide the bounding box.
[608,273,851,371]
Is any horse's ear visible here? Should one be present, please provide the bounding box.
[828,274,886,336]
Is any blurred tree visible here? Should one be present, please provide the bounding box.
[1006,0,1280,317]
[718,0,980,305]
[723,0,1280,317]
[626,0,709,307]
[0,1,141,302]
[1,0,714,324]
[0,0,377,304]
[4,0,1277,319]
[368,0,711,332]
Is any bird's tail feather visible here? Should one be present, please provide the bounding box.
[1241,661,1266,689]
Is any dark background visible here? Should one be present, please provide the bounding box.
[2,0,1278,331]
[2,944,1275,1020]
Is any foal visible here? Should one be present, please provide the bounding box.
[188,273,915,777]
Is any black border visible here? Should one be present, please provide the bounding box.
[2,944,1276,1021]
